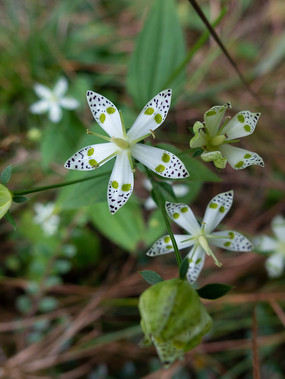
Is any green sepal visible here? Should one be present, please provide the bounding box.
[197,283,233,300]
[140,270,163,285]
[5,211,16,230]
[179,255,189,280]
[1,165,12,186]
[13,195,28,203]
[192,148,203,158]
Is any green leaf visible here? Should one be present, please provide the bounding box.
[140,270,163,285]
[1,165,12,185]
[88,199,144,253]
[5,211,16,230]
[157,143,220,182]
[197,283,233,300]
[13,195,28,203]
[179,255,189,280]
[127,0,186,109]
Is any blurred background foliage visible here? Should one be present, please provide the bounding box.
[0,0,285,377]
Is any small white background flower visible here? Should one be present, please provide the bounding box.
[30,77,79,123]
[147,190,252,283]
[65,89,189,214]
[33,202,60,236]
[255,215,285,278]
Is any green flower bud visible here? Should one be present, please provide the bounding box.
[0,184,12,219]
[139,278,212,368]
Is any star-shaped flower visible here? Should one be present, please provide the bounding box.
[190,102,264,169]
[30,77,79,123]
[147,190,252,283]
[65,89,189,214]
[33,202,60,236]
[254,215,285,278]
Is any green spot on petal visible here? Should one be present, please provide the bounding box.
[111,181,119,189]
[154,114,162,124]
[244,124,251,132]
[144,107,154,115]
[224,241,231,247]
[209,202,218,209]
[237,114,245,123]
[155,164,165,173]
[173,212,180,219]
[244,153,251,159]
[235,161,244,168]
[122,184,131,192]
[228,232,234,239]
[99,113,106,123]
[206,110,216,117]
[181,207,188,213]
[162,153,170,163]
[196,258,202,264]
[219,206,225,213]
[164,236,171,243]
[87,148,94,156]
[166,245,173,249]
[89,159,97,167]
[107,106,115,114]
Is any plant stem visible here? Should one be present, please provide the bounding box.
[12,172,109,196]
[145,169,182,267]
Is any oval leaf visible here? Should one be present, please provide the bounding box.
[140,270,163,285]
[1,165,12,185]
[197,283,233,300]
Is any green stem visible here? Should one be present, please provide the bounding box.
[12,172,109,196]
[162,8,226,89]
[145,169,182,267]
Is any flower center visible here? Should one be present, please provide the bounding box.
[196,233,222,267]
[209,134,226,147]
[111,137,129,150]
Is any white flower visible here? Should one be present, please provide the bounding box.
[190,102,264,170]
[33,203,60,236]
[30,77,79,123]
[143,178,189,210]
[65,89,189,214]
[147,190,252,283]
[254,215,285,278]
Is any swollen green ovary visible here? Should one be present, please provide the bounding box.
[111,137,129,150]
[208,134,226,147]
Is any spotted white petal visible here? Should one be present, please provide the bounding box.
[29,100,50,114]
[49,103,62,123]
[186,246,205,284]
[147,234,194,256]
[165,202,200,235]
[34,83,52,99]
[219,144,264,170]
[223,111,260,140]
[203,191,233,233]
[254,235,278,252]
[189,121,208,148]
[127,89,172,141]
[107,151,134,214]
[86,91,123,138]
[53,77,68,97]
[265,253,285,278]
[64,142,118,171]
[59,97,79,110]
[204,102,231,136]
[131,144,189,179]
[272,215,285,242]
[209,230,253,251]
